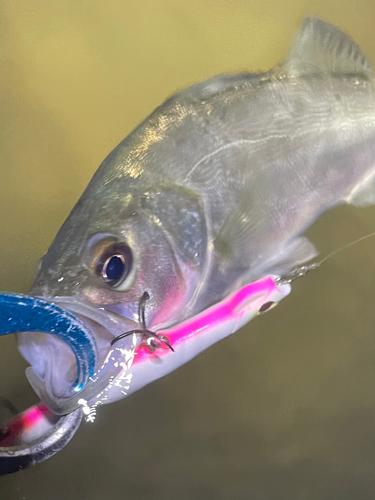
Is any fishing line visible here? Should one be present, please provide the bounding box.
[276,231,375,284]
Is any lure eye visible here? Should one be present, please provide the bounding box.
[258,301,276,313]
[95,243,133,287]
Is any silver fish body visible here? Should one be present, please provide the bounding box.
[18,18,375,403]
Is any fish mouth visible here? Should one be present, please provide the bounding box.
[18,296,140,416]
[51,296,138,345]
[0,295,139,474]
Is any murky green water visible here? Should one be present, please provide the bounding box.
[0,1,374,499]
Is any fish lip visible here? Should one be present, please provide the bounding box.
[42,296,138,340]
[24,296,139,415]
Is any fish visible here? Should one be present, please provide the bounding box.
[13,17,375,413]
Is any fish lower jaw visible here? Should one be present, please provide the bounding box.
[20,297,138,414]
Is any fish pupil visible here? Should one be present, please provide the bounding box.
[105,255,125,281]
[94,241,133,287]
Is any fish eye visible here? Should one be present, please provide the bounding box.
[95,243,133,288]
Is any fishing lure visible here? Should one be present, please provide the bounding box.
[0,276,290,473]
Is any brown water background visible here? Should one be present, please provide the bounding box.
[0,1,374,499]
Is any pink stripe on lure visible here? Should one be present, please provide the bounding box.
[89,276,291,406]
[0,404,53,447]
[1,277,291,422]
[0,276,290,455]
[134,275,289,364]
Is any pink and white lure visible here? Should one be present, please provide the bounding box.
[83,275,291,412]
[0,276,290,472]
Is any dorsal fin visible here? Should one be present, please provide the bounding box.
[282,18,373,77]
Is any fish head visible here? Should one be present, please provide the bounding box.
[33,179,207,327]
[19,172,208,402]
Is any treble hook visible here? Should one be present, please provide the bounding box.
[111,292,174,352]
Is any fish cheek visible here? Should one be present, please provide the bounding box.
[80,284,131,306]
[129,221,190,329]
[79,217,189,328]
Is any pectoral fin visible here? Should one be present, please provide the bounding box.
[346,170,375,206]
[263,236,318,276]
[214,188,318,280]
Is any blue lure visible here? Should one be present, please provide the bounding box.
[0,293,96,392]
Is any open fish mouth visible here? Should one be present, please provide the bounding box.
[24,298,139,416]
[0,293,138,414]
[51,297,139,342]
[0,292,140,474]
[0,294,98,399]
